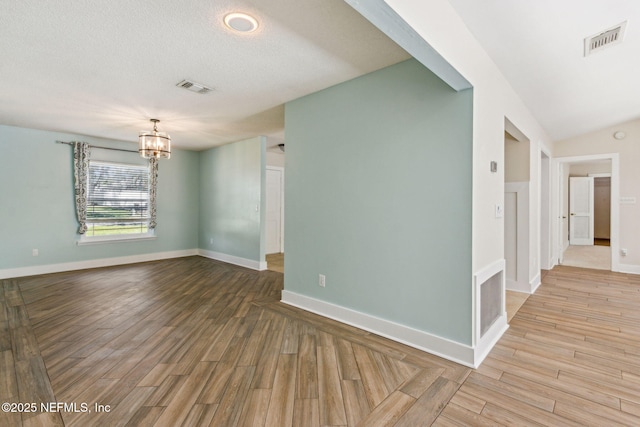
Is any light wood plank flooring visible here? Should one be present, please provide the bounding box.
[1,257,467,426]
[2,258,640,426]
[266,253,284,274]
[435,266,640,426]
[506,291,529,323]
[562,245,611,271]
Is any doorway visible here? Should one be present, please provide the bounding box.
[266,166,284,273]
[564,173,612,270]
[504,119,531,321]
[504,120,530,293]
[593,176,611,246]
[540,151,551,270]
[556,155,618,271]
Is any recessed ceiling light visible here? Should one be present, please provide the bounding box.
[224,13,258,33]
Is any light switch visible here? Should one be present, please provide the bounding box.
[495,204,504,218]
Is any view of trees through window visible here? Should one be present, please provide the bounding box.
[86,161,150,236]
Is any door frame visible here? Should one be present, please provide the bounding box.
[539,150,552,270]
[554,153,619,271]
[266,166,285,254]
[590,173,612,242]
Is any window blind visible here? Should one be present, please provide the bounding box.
[86,161,150,236]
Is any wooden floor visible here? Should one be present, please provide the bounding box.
[1,257,468,426]
[2,258,640,426]
[505,291,529,323]
[266,253,284,274]
[436,267,640,426]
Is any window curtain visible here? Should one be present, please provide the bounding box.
[149,157,158,229]
[73,142,91,234]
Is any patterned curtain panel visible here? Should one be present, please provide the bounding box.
[73,142,91,234]
[149,157,158,229]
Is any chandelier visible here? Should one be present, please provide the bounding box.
[139,119,171,159]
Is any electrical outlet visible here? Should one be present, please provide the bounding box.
[209,238,213,245]
[621,248,628,256]
[318,274,326,287]
[32,249,39,256]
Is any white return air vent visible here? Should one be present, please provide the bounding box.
[176,79,214,94]
[584,21,627,57]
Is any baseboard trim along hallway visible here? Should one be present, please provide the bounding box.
[281,290,503,368]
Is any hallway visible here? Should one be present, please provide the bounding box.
[562,245,611,270]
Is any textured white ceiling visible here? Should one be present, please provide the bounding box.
[0,0,409,150]
[448,0,640,141]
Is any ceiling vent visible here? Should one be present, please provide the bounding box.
[584,21,627,57]
[176,79,214,94]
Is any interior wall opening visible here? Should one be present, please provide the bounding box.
[504,118,531,321]
[561,160,612,270]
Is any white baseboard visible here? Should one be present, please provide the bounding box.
[281,290,480,368]
[474,315,508,367]
[0,249,199,279]
[198,249,267,271]
[530,272,541,293]
[506,272,541,294]
[505,278,530,293]
[616,263,640,275]
[0,248,268,280]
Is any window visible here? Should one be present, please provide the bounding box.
[84,161,152,237]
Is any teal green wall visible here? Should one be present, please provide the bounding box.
[284,59,473,345]
[0,125,200,269]
[0,125,268,272]
[199,136,266,263]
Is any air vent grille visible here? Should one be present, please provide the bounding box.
[584,22,627,56]
[176,79,214,94]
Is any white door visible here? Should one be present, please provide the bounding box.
[266,168,283,254]
[569,177,594,245]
